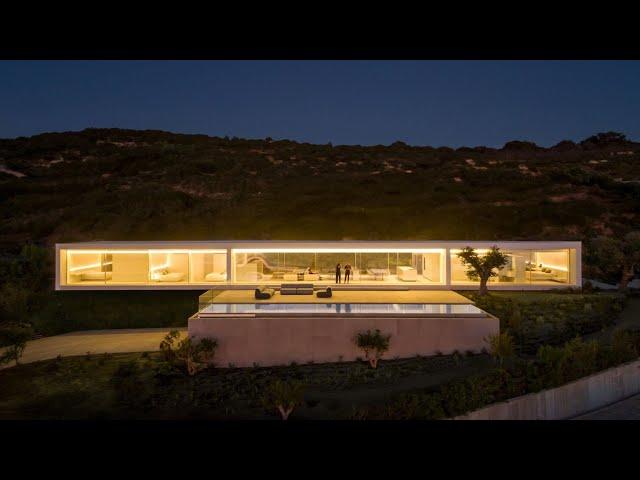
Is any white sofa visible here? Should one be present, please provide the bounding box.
[397,266,417,282]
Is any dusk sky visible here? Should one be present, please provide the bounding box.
[1,60,639,147]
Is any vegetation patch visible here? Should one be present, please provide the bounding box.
[463,291,626,353]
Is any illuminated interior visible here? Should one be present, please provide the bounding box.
[231,248,446,285]
[63,249,227,286]
[57,243,579,289]
[450,248,576,285]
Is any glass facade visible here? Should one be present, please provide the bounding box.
[450,248,577,286]
[61,249,227,286]
[231,249,446,285]
[57,243,580,289]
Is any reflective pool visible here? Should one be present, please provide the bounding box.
[199,303,484,316]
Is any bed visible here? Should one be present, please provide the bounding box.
[205,271,227,282]
[154,272,185,282]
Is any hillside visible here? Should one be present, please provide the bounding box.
[1,129,639,250]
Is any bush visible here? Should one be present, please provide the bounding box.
[0,323,33,366]
[159,330,218,376]
[111,360,152,410]
[486,331,515,366]
[261,379,305,420]
[370,333,640,420]
[353,329,391,369]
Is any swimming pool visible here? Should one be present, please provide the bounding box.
[198,303,485,316]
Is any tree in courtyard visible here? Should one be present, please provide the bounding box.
[486,331,515,367]
[159,330,218,376]
[262,379,306,420]
[585,232,640,291]
[457,246,509,296]
[0,324,33,366]
[354,329,391,369]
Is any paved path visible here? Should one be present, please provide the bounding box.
[574,394,640,420]
[0,328,186,369]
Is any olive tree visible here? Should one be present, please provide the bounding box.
[354,329,391,368]
[262,379,306,420]
[159,330,218,376]
[457,246,508,296]
[585,232,640,291]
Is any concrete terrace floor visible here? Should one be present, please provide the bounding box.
[0,328,186,370]
[204,289,473,304]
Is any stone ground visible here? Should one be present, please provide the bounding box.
[0,327,186,370]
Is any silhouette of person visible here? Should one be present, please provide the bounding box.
[335,263,341,284]
[344,263,352,284]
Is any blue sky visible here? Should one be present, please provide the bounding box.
[1,60,639,147]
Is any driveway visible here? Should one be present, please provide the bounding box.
[574,394,640,420]
[0,328,187,369]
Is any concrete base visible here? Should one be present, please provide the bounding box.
[188,314,499,368]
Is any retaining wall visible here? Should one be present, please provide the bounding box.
[189,314,499,368]
[456,358,640,420]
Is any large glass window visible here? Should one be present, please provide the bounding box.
[63,249,228,286]
[149,251,189,284]
[190,251,227,283]
[450,248,574,286]
[66,251,112,285]
[232,249,445,285]
[529,249,571,284]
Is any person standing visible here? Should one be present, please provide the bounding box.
[344,263,352,284]
[335,263,342,284]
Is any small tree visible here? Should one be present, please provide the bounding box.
[159,330,218,376]
[262,379,305,420]
[354,329,391,368]
[585,232,640,291]
[0,324,33,366]
[457,246,509,296]
[486,331,514,367]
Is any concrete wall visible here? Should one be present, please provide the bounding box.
[456,358,640,420]
[188,315,499,367]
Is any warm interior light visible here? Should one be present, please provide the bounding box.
[68,249,226,254]
[69,262,106,272]
[540,263,568,272]
[231,248,446,253]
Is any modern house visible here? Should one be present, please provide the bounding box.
[55,240,581,367]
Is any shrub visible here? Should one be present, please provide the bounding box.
[486,332,515,366]
[0,323,33,366]
[261,379,305,420]
[111,360,151,409]
[610,330,639,365]
[159,330,218,376]
[353,329,391,368]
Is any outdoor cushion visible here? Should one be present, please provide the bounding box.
[316,287,332,298]
[255,287,274,299]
